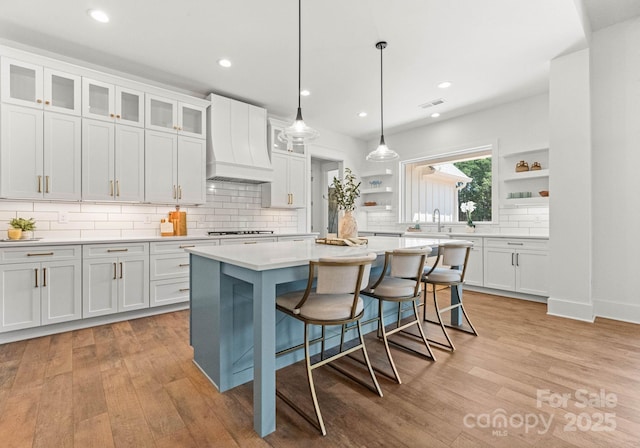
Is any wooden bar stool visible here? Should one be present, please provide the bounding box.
[422,242,478,351]
[275,252,382,436]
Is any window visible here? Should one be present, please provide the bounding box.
[400,144,494,224]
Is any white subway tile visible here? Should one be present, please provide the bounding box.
[50,221,95,230]
[81,229,121,238]
[81,203,122,213]
[0,202,34,212]
[34,202,81,212]
[96,221,133,230]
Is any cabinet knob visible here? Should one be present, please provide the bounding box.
[110,113,115,118]
[173,125,178,130]
[36,99,43,104]
[45,100,50,105]
[116,114,121,119]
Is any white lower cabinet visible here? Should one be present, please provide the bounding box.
[462,237,483,287]
[0,245,81,333]
[82,243,149,318]
[149,240,217,307]
[483,238,549,296]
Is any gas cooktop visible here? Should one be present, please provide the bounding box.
[207,230,274,236]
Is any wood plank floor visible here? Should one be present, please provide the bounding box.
[1,290,639,447]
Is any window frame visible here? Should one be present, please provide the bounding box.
[398,142,498,225]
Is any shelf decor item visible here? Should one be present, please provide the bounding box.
[460,201,476,232]
[531,162,542,170]
[333,168,361,239]
[9,217,36,240]
[539,190,549,197]
[515,160,529,172]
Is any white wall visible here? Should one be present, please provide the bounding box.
[547,48,594,322]
[359,94,551,234]
[590,17,640,323]
[0,181,299,239]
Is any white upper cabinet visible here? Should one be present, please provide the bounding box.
[0,104,81,200]
[146,94,205,139]
[269,118,305,155]
[82,78,144,127]
[1,58,81,115]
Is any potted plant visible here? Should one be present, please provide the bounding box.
[460,201,476,232]
[9,217,36,240]
[332,168,361,238]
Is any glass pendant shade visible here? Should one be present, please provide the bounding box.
[280,0,318,146]
[367,135,399,161]
[366,41,399,162]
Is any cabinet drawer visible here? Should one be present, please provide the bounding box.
[484,238,548,250]
[150,278,190,307]
[150,253,190,280]
[0,245,81,263]
[150,239,217,254]
[83,242,149,258]
[220,237,277,245]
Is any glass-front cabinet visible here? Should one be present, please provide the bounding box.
[82,78,144,127]
[1,58,81,115]
[268,118,305,155]
[146,94,205,139]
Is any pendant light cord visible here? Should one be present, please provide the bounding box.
[380,43,384,140]
[297,0,302,110]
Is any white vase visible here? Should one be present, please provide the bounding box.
[338,210,358,239]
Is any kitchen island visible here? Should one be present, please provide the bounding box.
[187,236,469,436]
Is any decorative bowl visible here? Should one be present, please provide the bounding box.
[539,190,549,197]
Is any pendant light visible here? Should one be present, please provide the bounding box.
[279,0,319,147]
[366,41,399,162]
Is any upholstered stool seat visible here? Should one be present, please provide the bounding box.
[362,247,436,384]
[423,242,478,351]
[275,252,382,436]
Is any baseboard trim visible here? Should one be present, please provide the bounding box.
[547,297,595,322]
[593,300,640,324]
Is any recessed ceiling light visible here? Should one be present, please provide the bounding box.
[357,112,368,118]
[88,9,109,23]
[300,89,310,96]
[431,113,440,118]
[218,59,232,68]
[437,81,452,89]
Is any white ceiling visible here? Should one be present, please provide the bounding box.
[0,1,636,141]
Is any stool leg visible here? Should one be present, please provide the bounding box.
[304,323,326,435]
[379,299,402,384]
[459,301,479,336]
[357,320,383,397]
[412,299,436,361]
[432,286,455,350]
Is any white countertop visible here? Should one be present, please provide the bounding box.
[0,233,317,248]
[186,236,467,271]
[403,231,548,239]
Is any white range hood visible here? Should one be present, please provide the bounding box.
[206,93,273,183]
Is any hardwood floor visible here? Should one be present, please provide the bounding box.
[1,291,639,447]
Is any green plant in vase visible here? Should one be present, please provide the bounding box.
[9,217,36,239]
[332,168,361,238]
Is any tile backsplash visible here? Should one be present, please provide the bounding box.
[364,206,549,236]
[0,182,298,239]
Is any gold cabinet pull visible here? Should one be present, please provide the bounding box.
[173,125,178,130]
[37,175,42,193]
[179,263,189,267]
[107,248,129,253]
[119,262,123,279]
[45,175,50,193]
[110,113,115,118]
[34,268,39,287]
[116,114,121,119]
[179,245,195,249]
[36,99,43,104]
[45,100,50,105]
[243,241,257,244]
[43,267,47,287]
[290,193,294,205]
[113,262,117,280]
[27,252,54,257]
[178,185,182,200]
[173,185,177,199]
[110,180,114,196]
[116,180,120,197]
[179,288,190,292]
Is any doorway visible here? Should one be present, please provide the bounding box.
[310,158,341,237]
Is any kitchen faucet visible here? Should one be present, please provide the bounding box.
[433,208,442,232]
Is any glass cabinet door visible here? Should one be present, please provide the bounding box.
[43,68,81,116]
[115,87,144,127]
[146,94,177,132]
[178,103,205,138]
[271,126,304,155]
[1,58,44,109]
[82,78,115,121]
